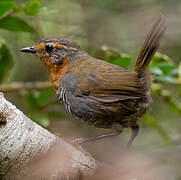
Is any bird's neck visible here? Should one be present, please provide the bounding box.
[42,56,71,90]
[41,51,86,90]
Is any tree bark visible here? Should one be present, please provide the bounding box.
[0,92,97,180]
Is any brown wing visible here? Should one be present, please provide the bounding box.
[71,56,146,103]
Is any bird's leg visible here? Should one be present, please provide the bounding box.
[72,130,122,145]
[127,124,139,148]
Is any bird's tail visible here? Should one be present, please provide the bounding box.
[135,15,166,74]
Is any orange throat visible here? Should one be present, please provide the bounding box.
[41,57,70,90]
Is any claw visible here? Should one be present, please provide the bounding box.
[127,125,139,148]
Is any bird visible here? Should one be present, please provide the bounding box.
[20,15,166,148]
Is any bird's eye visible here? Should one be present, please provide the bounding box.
[45,44,54,53]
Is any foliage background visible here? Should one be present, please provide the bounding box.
[0,0,181,179]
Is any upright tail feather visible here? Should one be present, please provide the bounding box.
[135,15,166,74]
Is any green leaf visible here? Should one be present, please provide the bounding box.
[36,88,55,107]
[50,100,61,105]
[0,16,36,32]
[0,43,13,83]
[155,76,176,83]
[110,54,131,69]
[0,0,15,18]
[161,90,181,114]
[98,46,131,69]
[143,114,172,144]
[177,63,181,97]
[47,111,65,119]
[178,63,181,80]
[150,52,178,83]
[24,91,40,111]
[23,0,40,16]
[151,62,178,77]
[151,83,162,95]
[29,112,50,127]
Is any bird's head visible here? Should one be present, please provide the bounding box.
[20,37,82,89]
[20,37,81,66]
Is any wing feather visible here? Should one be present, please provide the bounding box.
[71,56,147,102]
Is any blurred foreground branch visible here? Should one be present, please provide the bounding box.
[0,92,180,180]
[0,92,97,179]
[0,81,52,92]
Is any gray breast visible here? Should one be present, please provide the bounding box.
[57,72,101,125]
[58,87,72,115]
[57,72,77,115]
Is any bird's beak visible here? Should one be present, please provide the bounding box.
[20,46,36,54]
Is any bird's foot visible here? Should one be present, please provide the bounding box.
[71,137,87,145]
[71,131,122,145]
[126,125,139,149]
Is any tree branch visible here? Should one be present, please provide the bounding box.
[1,79,181,93]
[0,81,52,92]
[0,92,97,179]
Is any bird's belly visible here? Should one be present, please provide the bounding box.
[58,88,98,125]
[57,88,149,129]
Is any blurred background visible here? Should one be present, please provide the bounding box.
[0,0,181,179]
